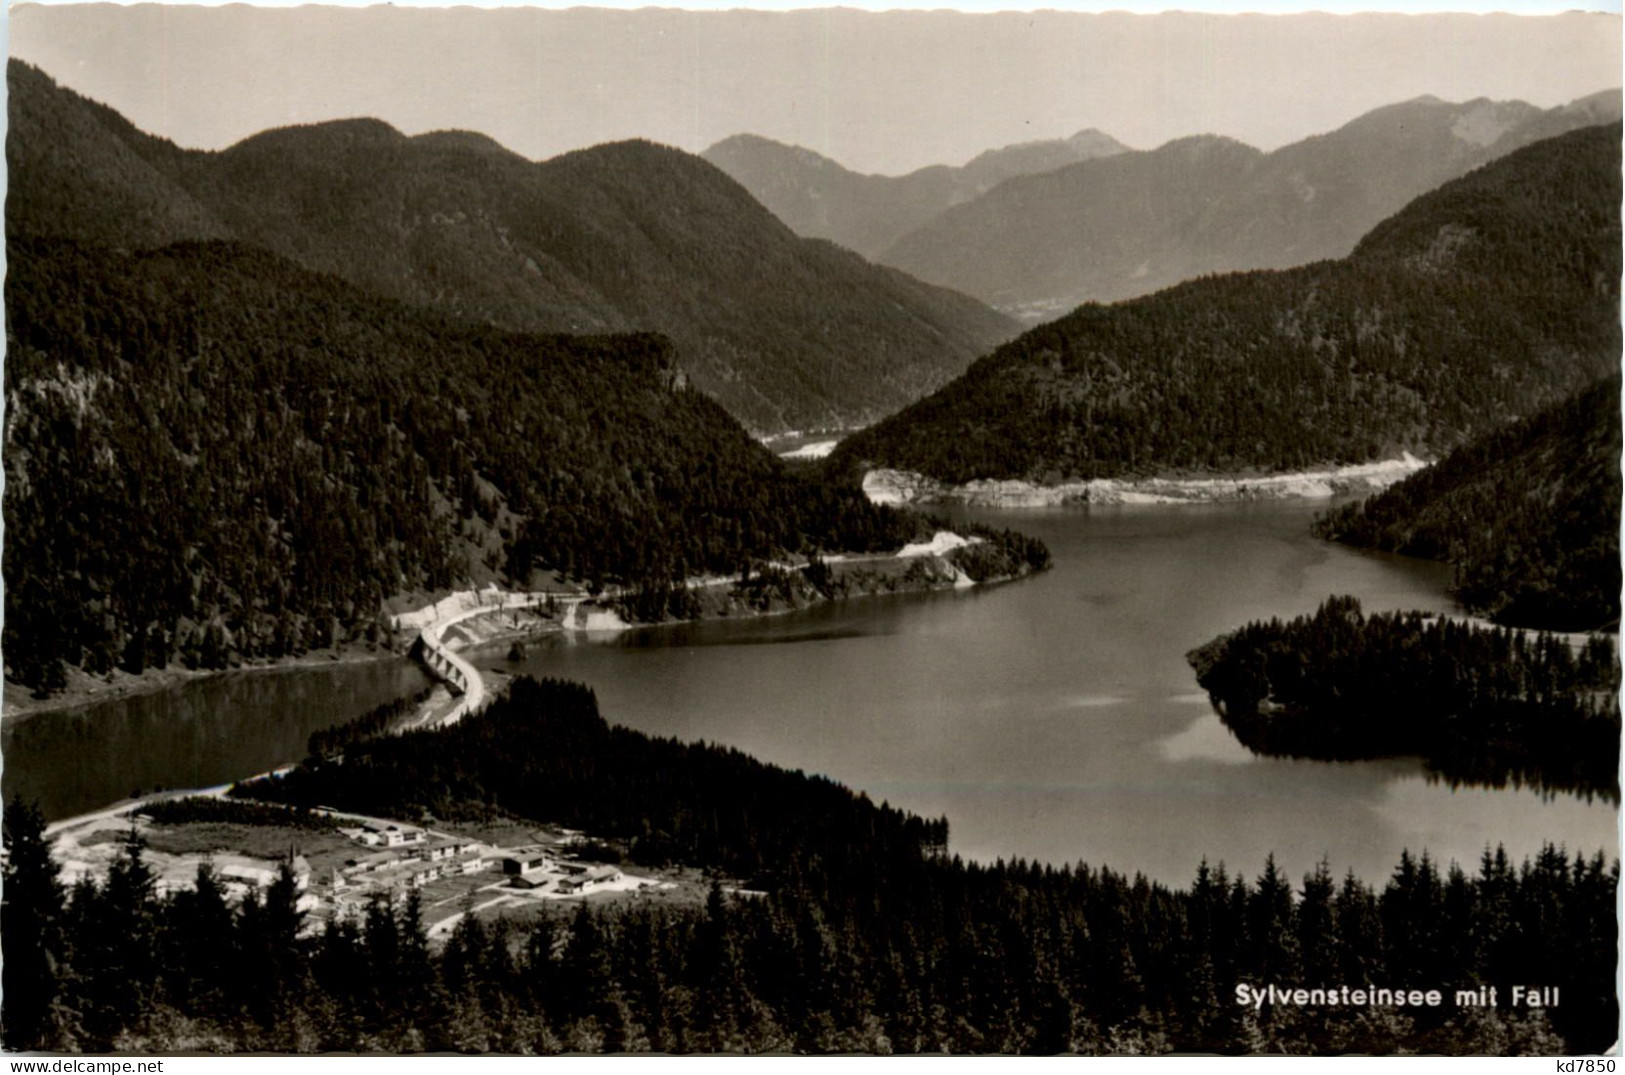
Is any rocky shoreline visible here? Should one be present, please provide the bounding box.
[862,455,1430,508]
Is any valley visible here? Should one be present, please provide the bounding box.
[3,21,1620,1057]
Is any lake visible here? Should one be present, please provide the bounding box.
[3,658,432,822]
[6,499,1616,885]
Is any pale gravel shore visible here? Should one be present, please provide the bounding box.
[863,454,1429,508]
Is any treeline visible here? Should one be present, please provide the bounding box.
[613,521,1053,624]
[3,238,1007,694]
[1315,376,1621,632]
[233,677,952,878]
[134,797,340,832]
[831,124,1621,484]
[1188,596,1621,799]
[306,689,435,760]
[946,523,1053,581]
[4,683,1615,1053]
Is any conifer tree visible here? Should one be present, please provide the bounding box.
[2,797,65,1050]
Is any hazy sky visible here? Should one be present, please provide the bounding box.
[10,4,1621,175]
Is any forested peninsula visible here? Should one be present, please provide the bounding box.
[1188,597,1621,800]
[4,675,1615,1055]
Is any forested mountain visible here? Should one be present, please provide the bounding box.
[831,122,1622,484]
[6,60,1015,433]
[2,238,951,693]
[1189,597,1621,800]
[701,128,1128,260]
[881,91,1621,316]
[10,675,1609,1055]
[1315,377,1621,631]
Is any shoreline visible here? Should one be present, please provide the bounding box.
[863,455,1430,508]
[458,561,1017,661]
[404,536,1021,727]
[10,529,1029,731]
[2,643,408,728]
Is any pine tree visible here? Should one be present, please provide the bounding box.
[2,797,66,1050]
[162,861,237,1026]
[76,826,160,1049]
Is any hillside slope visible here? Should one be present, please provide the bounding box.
[881,92,1621,317]
[1315,376,1621,631]
[2,238,941,691]
[6,60,1015,434]
[831,124,1622,484]
[701,128,1128,260]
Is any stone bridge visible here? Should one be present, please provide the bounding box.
[394,590,560,727]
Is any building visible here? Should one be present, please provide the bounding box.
[500,845,554,876]
[339,850,398,883]
[557,867,623,896]
[382,827,426,848]
[345,823,428,849]
[415,838,481,863]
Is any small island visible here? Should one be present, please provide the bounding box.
[1187,596,1621,799]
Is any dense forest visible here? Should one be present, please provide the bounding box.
[831,123,1621,484]
[236,677,953,876]
[4,677,1615,1054]
[305,691,437,760]
[4,238,1030,695]
[1188,596,1621,800]
[1314,376,1621,631]
[7,59,1015,434]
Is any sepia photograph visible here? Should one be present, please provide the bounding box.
[0,0,1620,1057]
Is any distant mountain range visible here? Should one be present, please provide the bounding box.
[830,123,1622,485]
[701,128,1128,261]
[7,60,1015,434]
[710,92,1620,321]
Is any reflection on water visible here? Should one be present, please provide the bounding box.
[613,624,874,649]
[2,658,431,820]
[1158,712,1258,765]
[498,500,1618,884]
[8,499,1617,885]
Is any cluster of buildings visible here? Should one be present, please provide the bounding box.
[48,805,652,947]
[334,822,491,894]
[499,844,623,894]
[329,823,626,904]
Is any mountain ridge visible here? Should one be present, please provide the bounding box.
[830,122,1622,485]
[7,59,1015,434]
[700,126,1130,260]
[879,90,1622,317]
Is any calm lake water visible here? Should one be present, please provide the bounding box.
[7,499,1616,885]
[3,658,432,821]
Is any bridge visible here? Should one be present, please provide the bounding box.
[393,590,560,727]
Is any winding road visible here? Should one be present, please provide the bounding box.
[394,590,559,726]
